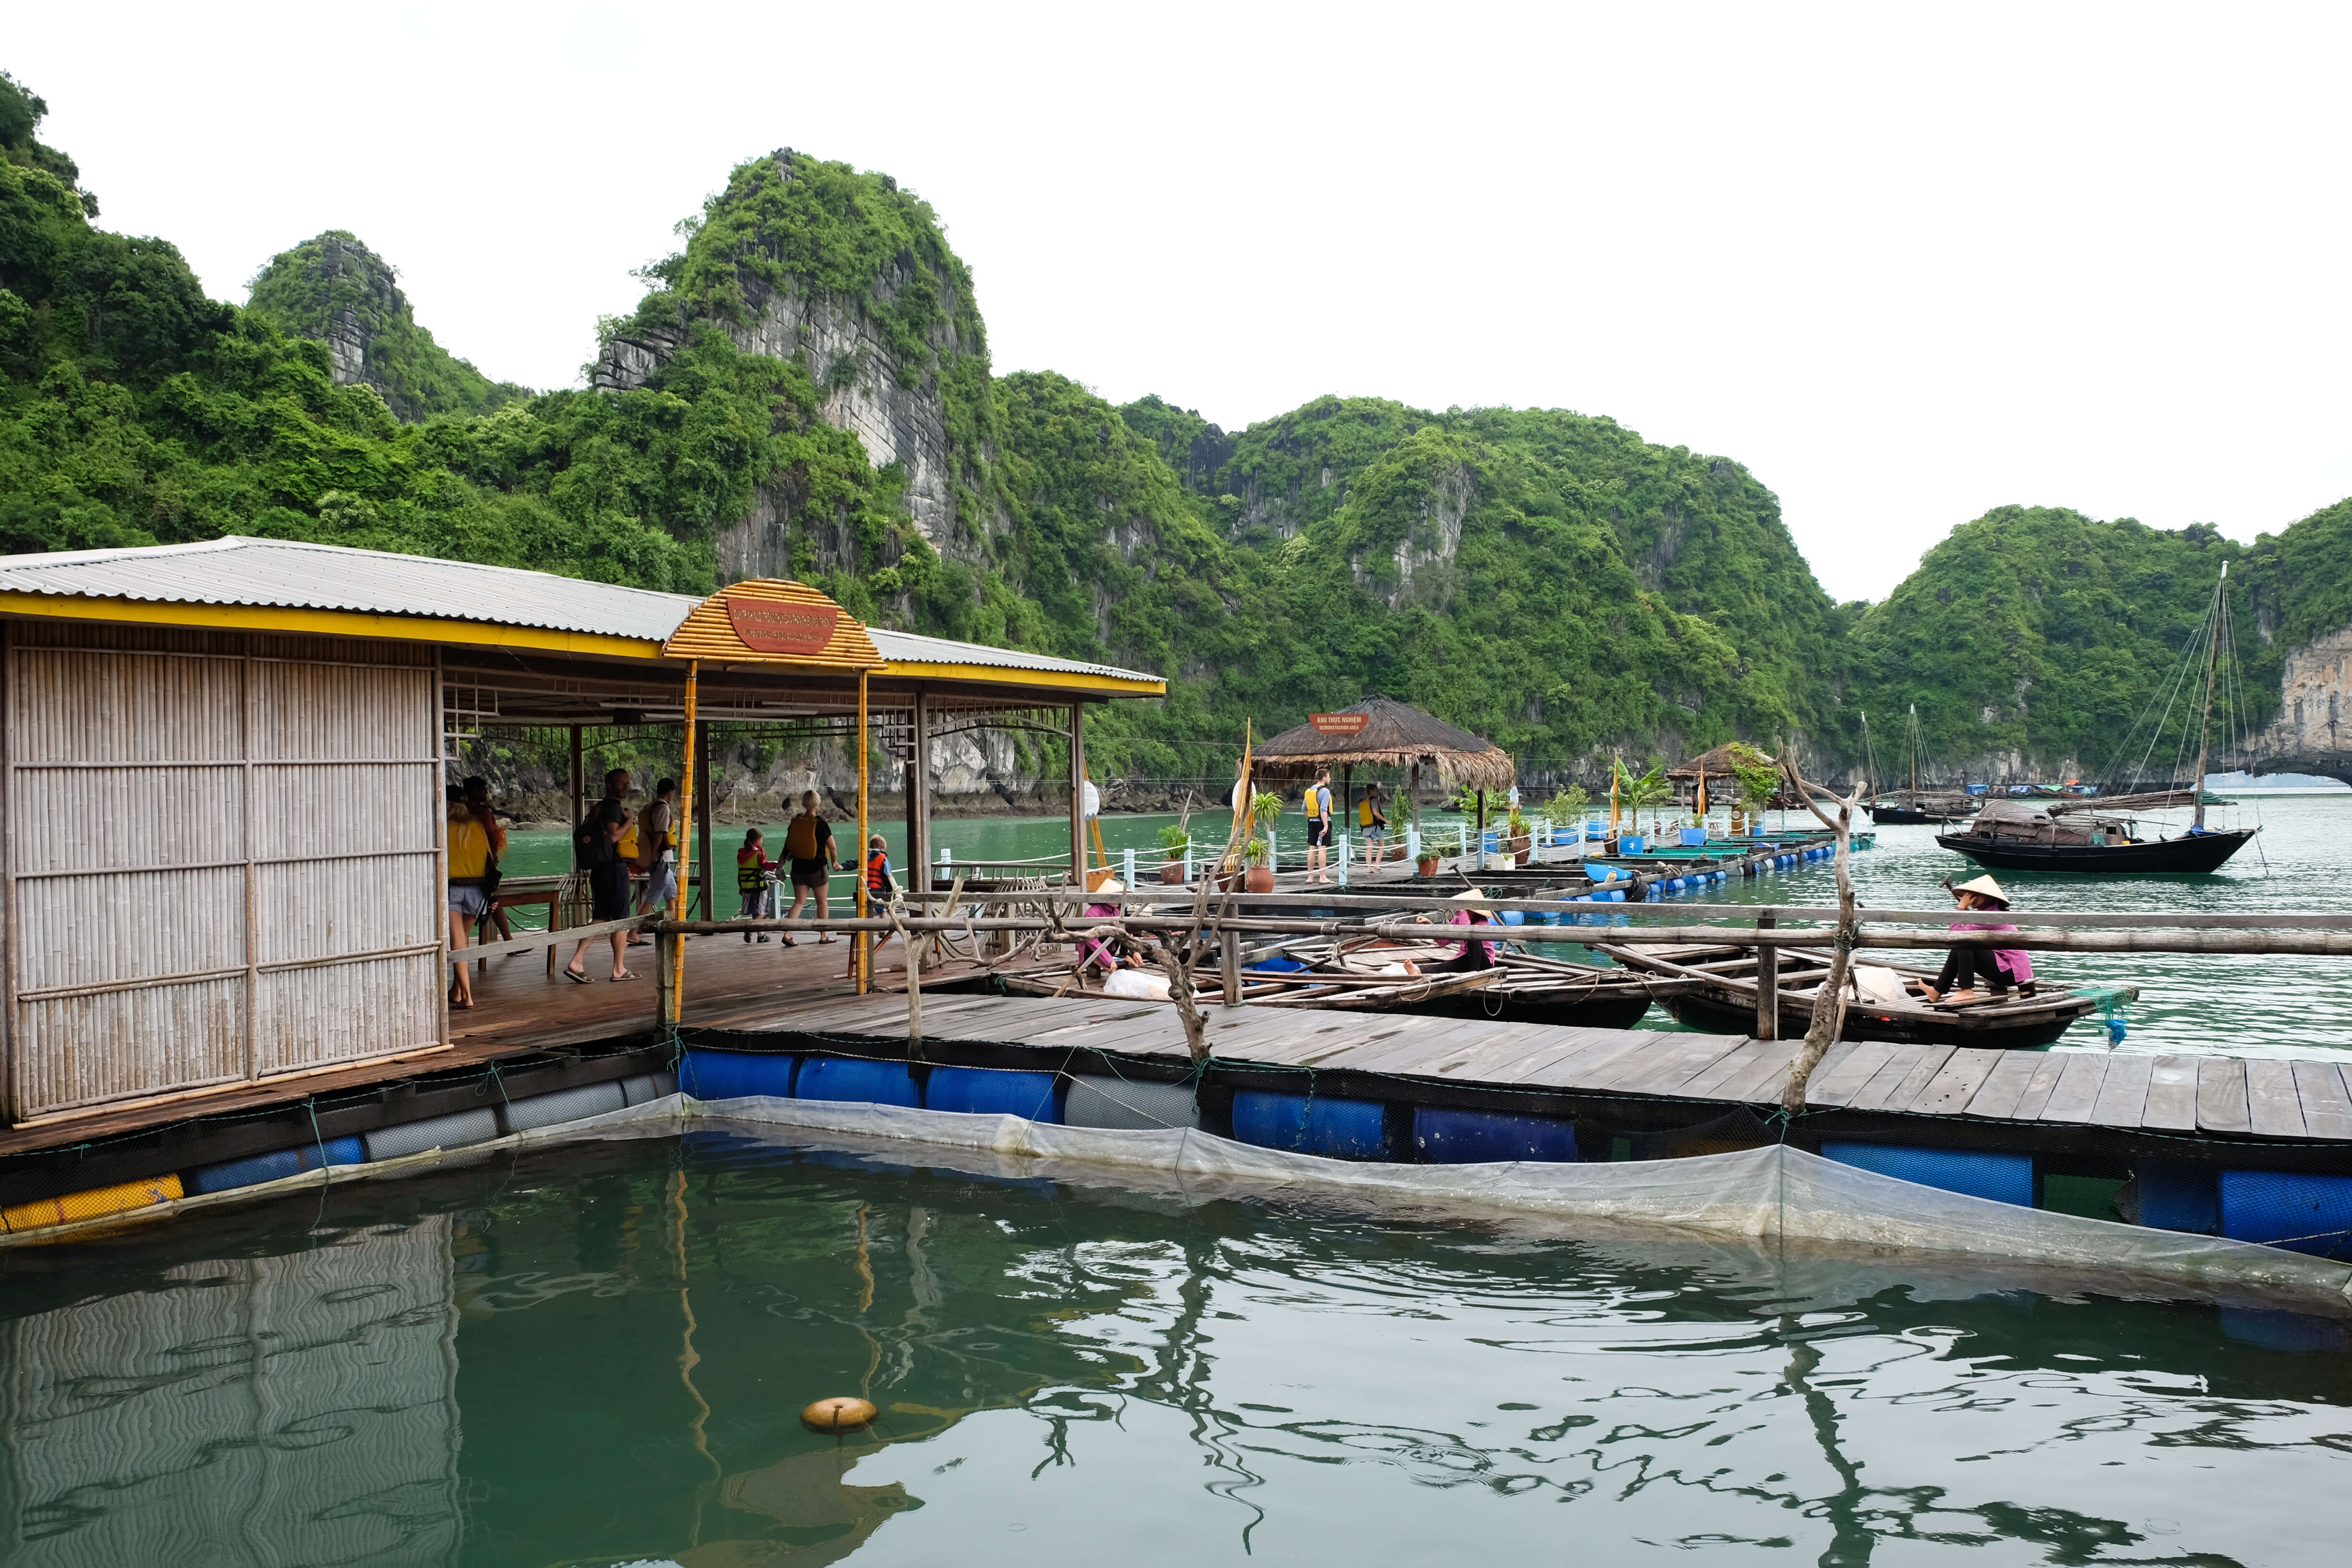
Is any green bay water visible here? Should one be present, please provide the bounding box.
[5,1126,2350,1567]
[503,794,2352,1058]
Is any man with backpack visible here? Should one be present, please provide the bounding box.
[564,769,637,983]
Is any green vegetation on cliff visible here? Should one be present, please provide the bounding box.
[1848,506,2268,779]
[246,231,526,420]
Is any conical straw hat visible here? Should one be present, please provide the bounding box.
[1952,874,2009,906]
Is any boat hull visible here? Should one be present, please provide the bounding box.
[1935,827,2256,875]
[1655,987,2078,1049]
[1390,987,1658,1032]
[1869,805,1966,826]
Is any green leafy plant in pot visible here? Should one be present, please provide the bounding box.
[1155,821,1191,883]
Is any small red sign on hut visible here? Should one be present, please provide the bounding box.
[1310,712,1370,735]
[725,595,839,656]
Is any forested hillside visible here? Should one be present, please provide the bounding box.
[4,65,2347,789]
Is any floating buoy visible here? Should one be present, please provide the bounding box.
[802,1396,879,1433]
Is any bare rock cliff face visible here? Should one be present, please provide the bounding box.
[2247,625,2352,784]
[593,265,985,576]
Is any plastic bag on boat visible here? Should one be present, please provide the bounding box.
[1849,965,1911,1005]
[1104,968,1171,1000]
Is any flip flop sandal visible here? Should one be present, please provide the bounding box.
[563,968,592,985]
[611,970,637,982]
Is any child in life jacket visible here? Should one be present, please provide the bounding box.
[847,835,898,979]
[736,828,774,942]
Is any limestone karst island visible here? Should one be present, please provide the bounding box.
[2,49,2350,1568]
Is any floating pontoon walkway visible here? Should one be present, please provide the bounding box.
[699,991,2352,1153]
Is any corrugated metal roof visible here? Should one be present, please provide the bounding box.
[0,536,700,641]
[0,536,1164,687]
[868,626,1159,684]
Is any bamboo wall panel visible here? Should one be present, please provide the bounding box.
[6,621,445,1120]
[255,855,438,963]
[16,867,245,988]
[254,952,440,1073]
[0,1215,460,1566]
[13,979,244,1113]
[9,765,244,874]
[9,650,242,762]
[252,762,437,861]
[250,661,434,760]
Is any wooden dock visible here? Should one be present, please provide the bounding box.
[703,990,2352,1156]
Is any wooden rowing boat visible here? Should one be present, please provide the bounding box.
[1594,942,2128,1048]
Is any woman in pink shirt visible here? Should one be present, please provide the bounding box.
[1923,874,2033,1004]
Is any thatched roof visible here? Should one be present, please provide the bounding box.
[1252,696,1515,791]
[1667,742,1776,780]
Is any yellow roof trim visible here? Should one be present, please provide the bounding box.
[0,593,668,660]
[879,658,1166,696]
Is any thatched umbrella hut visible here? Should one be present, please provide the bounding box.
[1667,740,1790,814]
[1253,695,1515,844]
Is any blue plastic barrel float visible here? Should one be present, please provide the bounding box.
[1412,1107,1579,1163]
[2129,1158,2217,1233]
[187,1135,368,1194]
[1231,1090,1391,1159]
[2218,1170,2352,1256]
[796,1056,921,1107]
[924,1066,1063,1122]
[680,1049,799,1101]
[1819,1142,2034,1207]
[1065,1076,1200,1130]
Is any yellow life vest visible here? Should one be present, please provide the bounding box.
[784,813,824,860]
[616,813,639,862]
[1358,797,1380,828]
[448,815,492,880]
[1304,786,1328,821]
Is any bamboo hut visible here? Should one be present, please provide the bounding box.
[1253,696,1515,845]
[1667,741,1792,813]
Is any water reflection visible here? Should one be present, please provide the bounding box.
[1,1129,2348,1566]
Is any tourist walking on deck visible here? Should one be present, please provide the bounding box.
[1303,770,1335,884]
[463,776,519,952]
[636,778,681,927]
[1921,874,2033,1004]
[781,791,846,944]
[737,829,775,942]
[849,834,898,978]
[446,782,506,1009]
[565,769,636,982]
[1357,782,1388,867]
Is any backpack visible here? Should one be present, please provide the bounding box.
[574,806,618,870]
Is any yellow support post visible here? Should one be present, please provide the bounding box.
[669,661,698,1024]
[856,670,870,994]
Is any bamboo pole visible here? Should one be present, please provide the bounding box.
[668,661,698,1025]
[856,670,870,995]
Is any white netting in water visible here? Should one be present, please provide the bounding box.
[526,1095,2352,1307]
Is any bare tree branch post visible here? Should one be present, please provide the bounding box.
[1779,758,1867,1114]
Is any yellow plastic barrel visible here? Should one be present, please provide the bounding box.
[2,1172,183,1233]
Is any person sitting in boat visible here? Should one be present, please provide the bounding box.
[1921,874,2033,1004]
[1433,887,1500,972]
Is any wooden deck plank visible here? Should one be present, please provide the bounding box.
[2001,1054,2067,1121]
[1747,1040,1860,1109]
[1877,1044,1960,1114]
[2088,1054,2156,1128]
[2139,1056,2201,1130]
[2245,1058,2308,1139]
[1512,1029,1667,1090]
[2298,1062,2352,1141]
[1380,1024,1567,1082]
[1600,1033,1753,1096]
[1910,1047,2004,1117]
[1962,1051,2043,1119]
[2195,1057,2252,1135]
[1669,1040,1780,1102]
[2036,1053,2111,1124]
[1496,1028,1652,1085]
[1331,1016,1521,1074]
[1844,1044,1934,1113]
[1707,1041,1806,1104]
[1806,1041,1897,1107]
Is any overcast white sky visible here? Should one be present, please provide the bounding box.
[13,2,2350,600]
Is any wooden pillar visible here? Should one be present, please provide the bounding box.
[568,724,583,835]
[1068,702,1086,889]
[1475,789,1486,866]
[695,718,714,921]
[1754,913,1778,1041]
[908,688,932,894]
[668,662,699,1025]
[856,671,870,993]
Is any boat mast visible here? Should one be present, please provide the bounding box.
[1908,703,1919,799]
[2191,564,2225,831]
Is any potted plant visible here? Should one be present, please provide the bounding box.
[1242,833,1276,892]
[1155,821,1191,883]
[1505,805,1531,864]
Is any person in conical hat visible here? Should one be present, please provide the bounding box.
[1922,873,2032,1005]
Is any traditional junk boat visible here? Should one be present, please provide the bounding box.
[1936,564,2258,875]
[1866,706,1972,825]
[1596,942,2127,1048]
